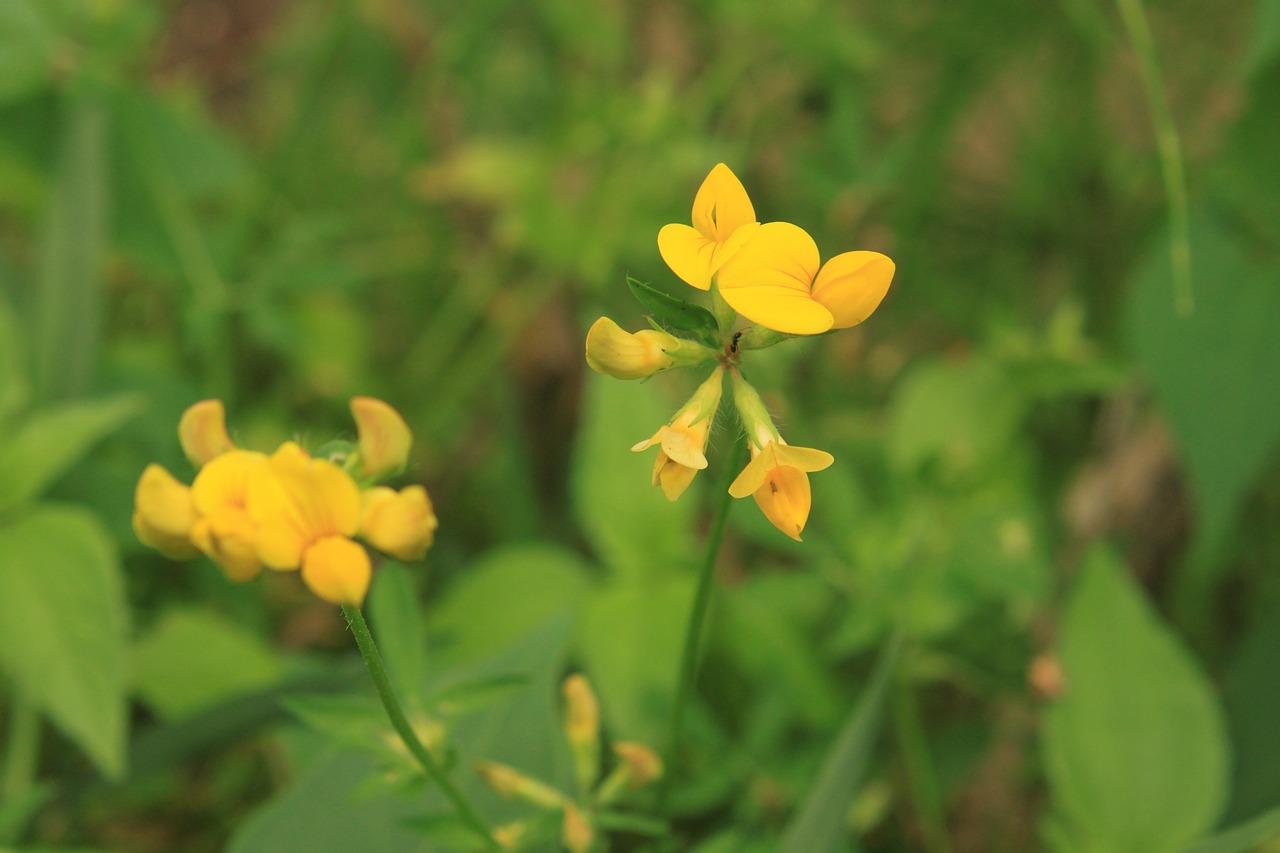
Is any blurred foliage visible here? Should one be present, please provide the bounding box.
[1,0,1279,850]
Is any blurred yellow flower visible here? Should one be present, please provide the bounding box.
[657,163,761,291]
[178,399,236,468]
[351,396,412,480]
[717,221,894,335]
[360,485,438,561]
[133,464,200,559]
[632,366,724,501]
[190,449,269,582]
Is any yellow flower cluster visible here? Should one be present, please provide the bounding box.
[133,398,437,606]
[585,164,895,540]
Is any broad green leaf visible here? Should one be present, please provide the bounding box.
[578,579,692,746]
[572,373,696,582]
[626,276,722,347]
[0,1,56,103]
[133,608,284,720]
[0,394,139,513]
[1184,803,1280,853]
[429,544,592,665]
[0,506,129,778]
[1043,549,1229,853]
[367,562,428,706]
[33,93,108,402]
[780,633,902,853]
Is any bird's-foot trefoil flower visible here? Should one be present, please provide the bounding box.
[717,221,894,336]
[727,370,834,540]
[585,317,717,380]
[657,163,761,291]
[133,398,436,606]
[631,366,725,501]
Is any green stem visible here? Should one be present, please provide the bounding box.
[1,694,39,805]
[341,605,497,850]
[893,681,952,853]
[658,435,745,815]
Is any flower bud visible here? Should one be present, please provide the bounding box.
[596,741,664,804]
[562,802,594,853]
[562,674,601,794]
[476,761,566,810]
[179,400,235,468]
[351,397,412,480]
[360,485,438,560]
[585,317,715,380]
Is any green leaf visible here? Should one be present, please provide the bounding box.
[33,93,109,402]
[1043,548,1230,853]
[780,632,903,853]
[133,608,284,720]
[282,694,384,751]
[0,1,56,103]
[626,277,722,347]
[367,562,428,707]
[0,394,139,513]
[1183,803,1280,853]
[0,294,27,428]
[0,506,129,778]
[572,373,696,582]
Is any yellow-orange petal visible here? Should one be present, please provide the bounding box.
[810,251,895,329]
[133,464,200,559]
[359,485,438,561]
[351,397,412,480]
[179,400,235,468]
[690,163,756,243]
[190,510,263,582]
[753,465,812,541]
[300,535,372,605]
[250,443,363,570]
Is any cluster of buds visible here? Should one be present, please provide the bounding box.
[132,398,437,606]
[585,164,894,540]
[478,675,662,852]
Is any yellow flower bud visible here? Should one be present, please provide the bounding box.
[178,400,235,468]
[562,674,601,794]
[612,741,663,788]
[562,802,594,853]
[351,397,412,480]
[133,464,200,559]
[359,485,437,561]
[585,317,717,380]
[491,823,528,850]
[476,761,566,810]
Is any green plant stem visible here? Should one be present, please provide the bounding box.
[341,605,497,850]
[658,435,745,815]
[893,681,952,853]
[1,694,39,805]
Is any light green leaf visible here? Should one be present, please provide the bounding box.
[0,506,129,778]
[572,373,696,582]
[367,562,428,706]
[133,608,284,720]
[0,394,139,513]
[780,633,902,853]
[1183,803,1280,853]
[1043,548,1230,853]
[0,294,27,428]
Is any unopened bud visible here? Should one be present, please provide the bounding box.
[179,400,235,468]
[562,802,594,853]
[596,741,664,804]
[476,761,566,810]
[585,317,715,380]
[491,822,528,850]
[562,674,601,794]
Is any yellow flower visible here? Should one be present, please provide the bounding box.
[585,317,696,380]
[716,221,894,335]
[133,464,200,559]
[728,439,834,541]
[250,442,371,605]
[360,485,438,561]
[189,449,270,582]
[351,396,412,480]
[657,163,761,291]
[179,399,236,468]
[631,366,724,501]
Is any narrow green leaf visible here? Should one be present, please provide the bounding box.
[1183,804,1280,853]
[367,562,428,707]
[0,394,139,513]
[0,506,130,778]
[780,631,903,853]
[626,277,722,348]
[34,94,109,402]
[1043,548,1229,853]
[0,295,27,429]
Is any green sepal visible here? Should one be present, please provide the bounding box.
[626,277,722,348]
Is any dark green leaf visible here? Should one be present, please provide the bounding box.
[626,277,722,348]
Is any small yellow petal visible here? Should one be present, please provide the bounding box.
[359,485,438,561]
[300,535,372,605]
[133,464,199,559]
[753,465,812,541]
[657,224,718,291]
[351,397,413,480]
[728,443,779,499]
[178,400,235,468]
[690,163,757,243]
[656,456,698,501]
[772,444,835,473]
[810,251,895,329]
[612,742,664,788]
[191,510,263,582]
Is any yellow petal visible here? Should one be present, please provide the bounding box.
[810,251,895,329]
[753,465,812,541]
[562,802,594,853]
[657,224,718,291]
[359,485,438,561]
[249,443,362,570]
[631,428,663,454]
[773,444,835,472]
[657,424,709,470]
[656,456,698,501]
[586,317,678,379]
[300,535,372,606]
[191,449,267,518]
[351,397,412,479]
[690,163,756,243]
[728,443,777,499]
[717,222,833,334]
[133,464,199,559]
[716,286,834,335]
[179,400,235,468]
[612,742,664,788]
[191,510,263,582]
